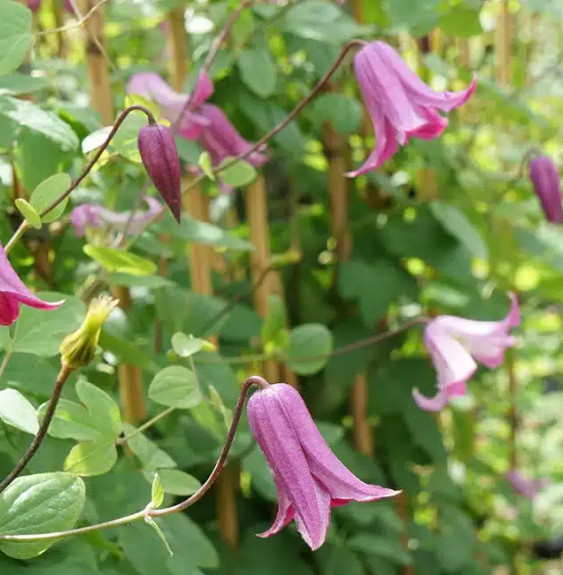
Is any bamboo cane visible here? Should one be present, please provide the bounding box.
[496,0,513,85]
[245,175,299,388]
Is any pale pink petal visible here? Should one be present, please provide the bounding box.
[407,106,449,141]
[257,478,295,538]
[412,387,450,412]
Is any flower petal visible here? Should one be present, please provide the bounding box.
[256,478,295,538]
[374,41,477,112]
[272,384,399,504]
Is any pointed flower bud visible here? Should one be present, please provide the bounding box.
[529,155,563,224]
[138,122,182,223]
[247,383,399,550]
[60,295,118,369]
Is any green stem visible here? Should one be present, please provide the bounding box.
[0,351,13,384]
[116,406,175,446]
[4,222,29,255]
[0,375,269,542]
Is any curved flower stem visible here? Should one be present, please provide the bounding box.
[0,365,74,494]
[3,105,156,253]
[0,375,269,543]
[180,39,363,196]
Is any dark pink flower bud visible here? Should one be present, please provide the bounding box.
[138,122,182,223]
[529,155,563,224]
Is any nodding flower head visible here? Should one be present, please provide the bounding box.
[247,383,399,550]
[414,294,519,411]
[348,41,476,176]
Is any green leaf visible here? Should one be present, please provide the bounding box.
[348,533,412,565]
[164,215,254,251]
[0,388,38,434]
[122,423,177,471]
[438,7,482,37]
[310,93,362,134]
[238,49,277,98]
[218,157,257,187]
[286,323,333,375]
[14,198,41,229]
[430,202,488,260]
[146,468,201,496]
[110,112,145,162]
[83,245,157,276]
[198,151,215,180]
[64,441,118,476]
[0,73,48,96]
[40,380,122,442]
[171,333,205,358]
[0,472,85,559]
[81,126,111,154]
[0,1,32,76]
[0,293,85,357]
[30,173,71,223]
[107,273,173,289]
[0,96,78,151]
[151,473,165,508]
[383,0,438,34]
[149,366,202,409]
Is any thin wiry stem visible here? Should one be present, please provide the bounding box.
[0,375,269,542]
[36,0,111,36]
[0,365,74,494]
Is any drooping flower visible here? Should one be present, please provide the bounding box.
[412,323,477,412]
[127,72,267,168]
[70,196,163,237]
[506,470,549,500]
[529,155,563,224]
[127,72,213,140]
[198,103,268,168]
[348,41,476,176]
[414,294,520,411]
[247,383,399,550]
[138,123,182,222]
[0,242,63,326]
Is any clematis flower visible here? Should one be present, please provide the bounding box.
[127,72,267,168]
[506,470,549,500]
[529,155,563,224]
[412,323,477,412]
[127,72,213,140]
[0,242,63,326]
[70,196,163,237]
[198,103,268,168]
[348,41,476,176]
[247,383,399,550]
[414,294,520,411]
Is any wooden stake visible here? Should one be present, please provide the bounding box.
[496,0,513,85]
[51,0,67,59]
[246,176,283,384]
[168,8,188,91]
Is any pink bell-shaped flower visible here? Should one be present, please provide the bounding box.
[414,294,520,411]
[0,242,63,326]
[247,383,399,550]
[348,41,476,176]
[529,155,563,224]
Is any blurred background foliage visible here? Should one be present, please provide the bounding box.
[0,0,562,574]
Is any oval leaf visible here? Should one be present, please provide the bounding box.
[171,333,205,358]
[0,472,85,559]
[0,1,33,76]
[14,198,41,229]
[83,245,157,276]
[286,323,333,375]
[30,173,72,223]
[0,388,38,434]
[149,366,202,409]
[218,157,257,187]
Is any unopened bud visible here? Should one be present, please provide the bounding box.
[60,296,118,369]
[138,122,182,223]
[529,155,563,224]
